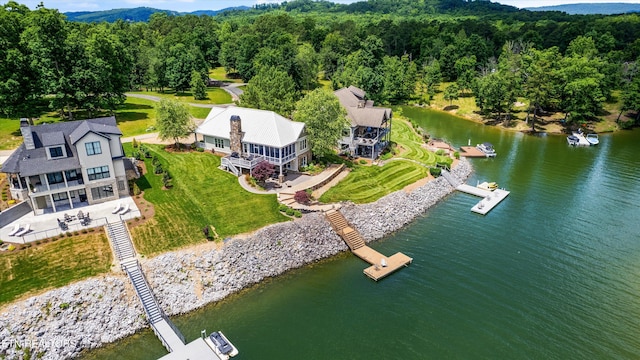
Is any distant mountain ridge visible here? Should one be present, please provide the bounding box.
[525,3,640,15]
[64,6,250,22]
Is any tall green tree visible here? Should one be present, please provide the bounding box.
[239,66,299,116]
[155,99,192,149]
[523,47,561,131]
[293,88,347,158]
[380,54,417,104]
[455,55,477,94]
[421,59,442,102]
[444,83,459,105]
[190,70,207,100]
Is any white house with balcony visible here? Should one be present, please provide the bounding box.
[195,106,311,178]
[1,117,129,215]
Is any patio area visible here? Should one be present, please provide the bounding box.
[0,197,140,244]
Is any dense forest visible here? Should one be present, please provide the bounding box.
[2,0,640,125]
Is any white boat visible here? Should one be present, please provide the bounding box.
[205,331,239,359]
[567,135,579,146]
[476,142,497,157]
[586,133,599,145]
[477,181,498,191]
[572,130,590,146]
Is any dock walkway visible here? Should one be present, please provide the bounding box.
[441,170,510,215]
[325,210,412,281]
[105,221,225,360]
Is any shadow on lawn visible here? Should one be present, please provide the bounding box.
[135,174,153,191]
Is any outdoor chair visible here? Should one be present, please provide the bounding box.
[118,203,130,215]
[77,210,84,219]
[112,202,122,214]
[8,223,22,236]
[14,223,31,237]
[64,213,71,222]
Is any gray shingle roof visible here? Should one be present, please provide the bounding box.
[41,131,65,146]
[334,87,392,128]
[1,116,120,176]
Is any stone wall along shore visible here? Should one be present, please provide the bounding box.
[0,158,472,360]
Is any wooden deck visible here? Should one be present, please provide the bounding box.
[353,248,413,281]
[325,210,412,281]
[459,146,489,158]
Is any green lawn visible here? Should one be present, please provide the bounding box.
[0,233,112,306]
[189,106,213,119]
[128,88,232,105]
[128,144,289,255]
[319,160,428,203]
[209,67,244,83]
[319,119,450,204]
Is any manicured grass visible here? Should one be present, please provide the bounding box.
[0,233,112,306]
[319,118,449,204]
[319,160,428,203]
[115,97,157,137]
[209,67,244,83]
[128,144,289,255]
[128,88,232,105]
[189,106,213,119]
[0,118,22,150]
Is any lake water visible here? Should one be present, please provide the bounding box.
[84,108,640,359]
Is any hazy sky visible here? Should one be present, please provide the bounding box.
[19,0,640,13]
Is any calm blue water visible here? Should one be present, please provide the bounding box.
[84,109,640,359]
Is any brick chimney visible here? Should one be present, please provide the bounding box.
[229,115,243,154]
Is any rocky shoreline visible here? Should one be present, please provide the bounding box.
[0,159,472,360]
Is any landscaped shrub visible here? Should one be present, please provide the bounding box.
[454,151,460,159]
[132,151,141,160]
[197,147,204,152]
[152,156,159,165]
[252,161,275,182]
[154,163,163,174]
[7,244,15,251]
[430,167,441,177]
[133,183,141,195]
[359,159,367,165]
[132,138,138,148]
[285,208,295,216]
[279,204,289,212]
[293,210,302,218]
[435,149,445,156]
[294,190,311,204]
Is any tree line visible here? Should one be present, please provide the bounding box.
[1,0,640,124]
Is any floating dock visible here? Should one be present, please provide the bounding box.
[456,184,510,215]
[440,170,510,215]
[573,132,591,146]
[459,146,490,158]
[325,210,412,281]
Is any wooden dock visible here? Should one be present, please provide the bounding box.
[325,210,412,281]
[459,146,489,158]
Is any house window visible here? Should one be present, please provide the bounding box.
[85,141,102,155]
[65,169,81,182]
[47,172,64,185]
[342,129,350,137]
[49,146,63,158]
[91,185,113,200]
[52,192,69,201]
[214,138,224,148]
[299,139,307,151]
[87,166,110,180]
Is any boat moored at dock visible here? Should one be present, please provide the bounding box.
[205,331,239,359]
[586,133,599,145]
[476,142,497,157]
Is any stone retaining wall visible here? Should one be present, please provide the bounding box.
[0,158,472,360]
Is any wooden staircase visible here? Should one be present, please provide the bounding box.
[324,209,412,281]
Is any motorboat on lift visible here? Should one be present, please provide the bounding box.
[586,133,599,145]
[477,181,498,191]
[475,142,497,157]
[567,135,579,146]
[205,331,239,359]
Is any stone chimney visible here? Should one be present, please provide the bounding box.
[229,115,243,154]
[20,118,35,150]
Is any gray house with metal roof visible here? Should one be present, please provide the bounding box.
[334,86,392,160]
[1,117,129,215]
